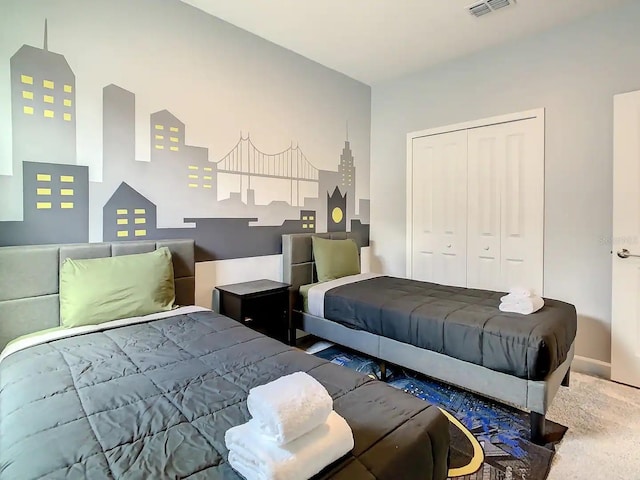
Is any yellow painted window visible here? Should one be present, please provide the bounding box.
[302,216,308,220]
[116,209,128,215]
[188,174,198,179]
[170,127,179,132]
[44,95,54,104]
[60,175,74,183]
[60,188,73,196]
[43,80,54,89]
[135,218,146,224]
[37,202,51,209]
[37,188,51,196]
[188,183,198,188]
[170,146,179,152]
[134,208,145,214]
[135,229,146,237]
[63,99,72,107]
[309,216,315,221]
[155,135,164,140]
[21,74,33,85]
[23,106,34,115]
[154,124,164,130]
[309,223,314,229]
[44,109,54,118]
[155,145,164,150]
[22,91,33,99]
[117,231,128,238]
[170,137,179,143]
[37,174,51,181]
[117,219,128,225]
[188,165,198,170]
[63,113,72,121]
[60,202,73,209]
[64,84,72,93]
[302,224,308,229]
[203,184,212,189]
[204,167,212,172]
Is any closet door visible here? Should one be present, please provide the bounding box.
[467,127,502,290]
[410,130,467,286]
[467,119,544,293]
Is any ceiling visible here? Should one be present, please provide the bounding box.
[181,0,629,85]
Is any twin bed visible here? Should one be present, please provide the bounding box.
[283,233,577,443]
[0,240,450,480]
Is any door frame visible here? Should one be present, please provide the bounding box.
[405,108,545,278]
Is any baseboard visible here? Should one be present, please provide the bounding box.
[571,355,611,379]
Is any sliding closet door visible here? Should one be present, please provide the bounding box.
[410,130,467,286]
[467,119,544,293]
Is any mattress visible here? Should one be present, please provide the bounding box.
[307,276,577,381]
[0,308,450,480]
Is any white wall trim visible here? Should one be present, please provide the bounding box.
[571,355,611,379]
[405,108,545,279]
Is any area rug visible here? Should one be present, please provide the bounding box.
[312,344,567,480]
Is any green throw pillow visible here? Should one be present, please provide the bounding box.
[59,247,176,327]
[312,236,360,283]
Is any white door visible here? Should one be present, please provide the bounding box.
[410,130,468,286]
[612,90,640,388]
[467,119,544,293]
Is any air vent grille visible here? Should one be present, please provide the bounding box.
[468,0,515,17]
[469,3,491,17]
[487,0,511,10]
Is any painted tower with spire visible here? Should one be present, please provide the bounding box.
[10,19,77,168]
[338,122,356,222]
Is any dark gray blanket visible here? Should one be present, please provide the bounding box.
[324,277,577,380]
[0,310,449,480]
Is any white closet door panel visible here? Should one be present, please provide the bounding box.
[500,119,544,295]
[467,131,501,290]
[411,131,467,286]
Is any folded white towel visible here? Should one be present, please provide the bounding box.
[499,295,544,315]
[500,293,524,304]
[225,411,354,480]
[247,372,333,445]
[509,286,532,297]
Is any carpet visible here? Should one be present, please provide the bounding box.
[312,344,567,480]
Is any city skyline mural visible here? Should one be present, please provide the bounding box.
[0,17,370,262]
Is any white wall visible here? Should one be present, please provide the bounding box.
[195,247,371,308]
[370,1,640,365]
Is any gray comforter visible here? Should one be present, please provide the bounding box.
[0,310,449,480]
[324,277,577,380]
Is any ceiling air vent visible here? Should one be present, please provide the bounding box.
[487,0,511,10]
[468,0,515,17]
[469,2,491,17]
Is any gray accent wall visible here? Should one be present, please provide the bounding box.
[370,1,640,365]
[0,0,371,261]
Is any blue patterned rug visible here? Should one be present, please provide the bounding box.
[312,344,567,480]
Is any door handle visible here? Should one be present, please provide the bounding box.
[617,248,640,259]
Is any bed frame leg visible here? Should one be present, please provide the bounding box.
[379,361,387,381]
[530,412,546,445]
[562,367,571,387]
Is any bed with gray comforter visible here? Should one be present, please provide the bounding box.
[323,276,577,381]
[0,309,450,480]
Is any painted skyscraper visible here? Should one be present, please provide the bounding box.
[11,20,76,166]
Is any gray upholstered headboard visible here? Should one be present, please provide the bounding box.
[0,239,195,350]
[282,232,363,292]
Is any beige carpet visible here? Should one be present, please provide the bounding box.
[546,372,640,480]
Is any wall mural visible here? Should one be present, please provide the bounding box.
[0,21,370,262]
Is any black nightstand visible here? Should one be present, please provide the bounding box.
[213,279,294,345]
